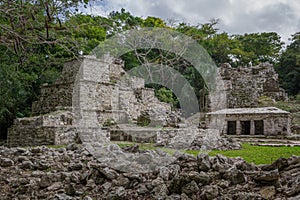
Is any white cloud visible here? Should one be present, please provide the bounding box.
[87,0,300,43]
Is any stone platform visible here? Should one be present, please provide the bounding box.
[227,135,300,147]
[108,124,202,148]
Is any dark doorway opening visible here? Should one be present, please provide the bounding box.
[241,121,251,135]
[255,120,264,135]
[227,121,236,135]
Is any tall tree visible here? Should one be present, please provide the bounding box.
[234,32,284,66]
[275,32,300,95]
[0,0,90,137]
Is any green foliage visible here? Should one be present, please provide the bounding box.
[204,32,239,65]
[258,96,300,115]
[275,32,300,95]
[142,16,166,28]
[296,93,300,103]
[108,8,143,32]
[234,32,284,66]
[258,98,300,125]
[275,101,295,112]
[66,14,109,54]
[257,96,275,107]
[0,5,297,139]
[0,0,89,136]
[103,118,116,127]
[116,142,300,165]
[155,87,179,109]
[137,116,151,127]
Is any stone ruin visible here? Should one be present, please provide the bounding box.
[7,56,292,148]
[7,56,205,149]
[2,58,300,200]
[204,63,292,137]
[218,63,288,108]
[1,144,300,199]
[207,107,292,136]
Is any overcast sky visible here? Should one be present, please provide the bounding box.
[85,0,300,43]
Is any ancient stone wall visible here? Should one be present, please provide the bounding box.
[32,59,82,115]
[8,56,172,146]
[218,63,288,108]
[7,111,76,147]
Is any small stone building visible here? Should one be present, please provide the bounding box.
[206,107,292,136]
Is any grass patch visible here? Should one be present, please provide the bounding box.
[209,143,300,165]
[116,142,300,165]
[31,141,300,165]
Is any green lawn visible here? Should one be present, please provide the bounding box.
[209,143,300,164]
[117,142,300,165]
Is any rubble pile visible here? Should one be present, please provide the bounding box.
[0,144,299,199]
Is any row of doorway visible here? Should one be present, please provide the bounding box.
[227,120,264,135]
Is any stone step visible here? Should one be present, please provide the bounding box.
[110,128,158,143]
[232,136,300,146]
[250,143,300,147]
[78,128,109,143]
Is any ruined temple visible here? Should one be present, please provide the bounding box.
[206,63,291,136]
[8,56,197,147]
[7,57,292,147]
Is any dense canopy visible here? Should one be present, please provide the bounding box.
[0,1,299,137]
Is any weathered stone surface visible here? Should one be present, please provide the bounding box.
[223,167,246,185]
[2,56,300,200]
[191,131,242,151]
[7,56,174,147]
[68,163,83,171]
[99,167,119,180]
[20,160,34,170]
[260,186,276,199]
[0,145,299,199]
[254,169,280,184]
[200,185,220,200]
[0,157,14,167]
[207,107,292,136]
[197,153,211,172]
[7,111,77,147]
[217,63,288,108]
[181,180,199,195]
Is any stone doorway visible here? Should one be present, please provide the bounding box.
[241,121,251,135]
[255,120,264,135]
[227,121,237,135]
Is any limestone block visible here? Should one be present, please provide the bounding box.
[109,63,126,81]
[95,83,115,111]
[81,57,109,82]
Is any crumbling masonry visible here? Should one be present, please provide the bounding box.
[7,56,182,147]
[206,63,291,136]
[218,63,288,108]
[7,57,292,146]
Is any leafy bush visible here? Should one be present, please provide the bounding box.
[296,93,300,103]
[155,87,179,109]
[257,96,274,106]
[137,115,151,127]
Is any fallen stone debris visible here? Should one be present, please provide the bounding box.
[0,144,299,199]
